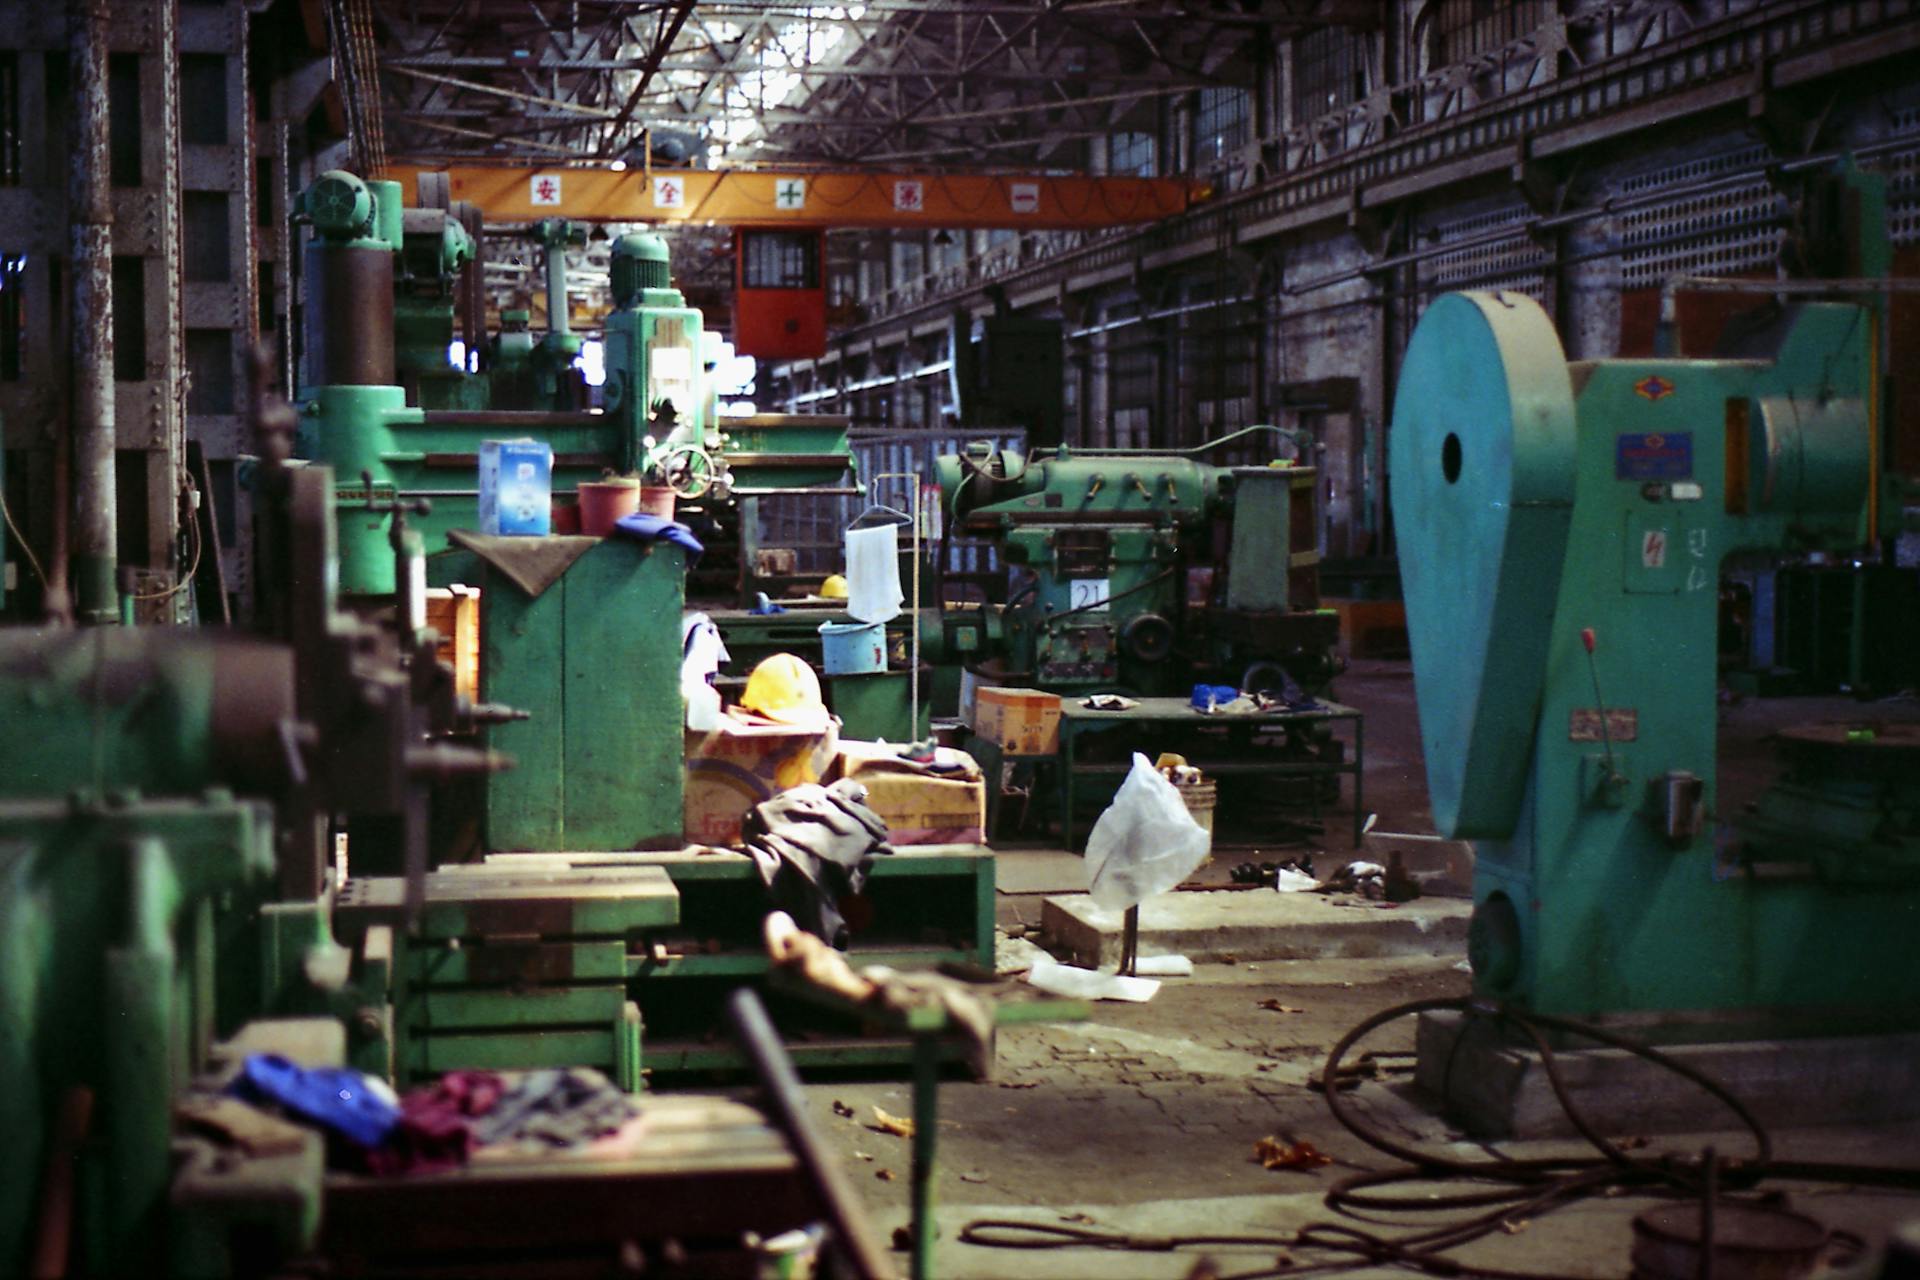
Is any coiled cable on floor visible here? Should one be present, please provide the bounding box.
[958,992,1920,1278]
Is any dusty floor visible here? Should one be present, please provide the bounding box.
[792,661,1920,1277]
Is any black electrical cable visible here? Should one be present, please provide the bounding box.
[957,991,1920,1277]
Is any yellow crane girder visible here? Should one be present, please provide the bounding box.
[374,164,1207,230]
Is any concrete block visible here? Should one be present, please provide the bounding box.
[1040,890,1470,968]
[1415,1010,1920,1140]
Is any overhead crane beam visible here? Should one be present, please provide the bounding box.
[374,164,1207,230]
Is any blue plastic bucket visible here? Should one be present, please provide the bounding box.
[818,620,886,675]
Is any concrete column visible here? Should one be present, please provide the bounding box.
[68,0,116,623]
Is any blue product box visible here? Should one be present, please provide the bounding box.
[478,439,553,536]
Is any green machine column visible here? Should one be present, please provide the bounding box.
[530,218,588,411]
[480,537,688,851]
[1389,166,1917,1031]
[294,170,427,596]
[603,232,706,461]
[394,208,485,411]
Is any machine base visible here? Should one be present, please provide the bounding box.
[1414,1010,1920,1140]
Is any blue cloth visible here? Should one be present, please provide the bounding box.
[1191,683,1238,712]
[612,512,704,566]
[230,1054,400,1148]
[748,591,786,615]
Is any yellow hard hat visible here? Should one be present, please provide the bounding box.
[819,574,849,600]
[741,653,825,724]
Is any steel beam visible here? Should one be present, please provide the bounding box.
[375,163,1202,229]
[67,0,114,623]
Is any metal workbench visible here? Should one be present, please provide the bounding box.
[1057,696,1365,850]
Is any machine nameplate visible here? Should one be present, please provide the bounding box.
[1067,579,1111,610]
[1615,432,1692,481]
[1569,708,1638,742]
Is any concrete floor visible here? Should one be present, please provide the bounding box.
[794,660,1920,1277]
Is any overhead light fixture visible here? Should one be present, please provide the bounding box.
[933,229,955,247]
[589,225,609,242]
[610,159,627,172]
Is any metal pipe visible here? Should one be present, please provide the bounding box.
[545,240,571,337]
[724,989,895,1280]
[68,0,116,624]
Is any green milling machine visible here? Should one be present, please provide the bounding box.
[1389,162,1920,1106]
[930,432,1339,697]
[925,432,1350,827]
[292,168,853,598]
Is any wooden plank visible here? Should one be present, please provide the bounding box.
[338,872,679,937]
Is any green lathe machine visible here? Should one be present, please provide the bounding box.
[1391,162,1919,1040]
[931,431,1339,696]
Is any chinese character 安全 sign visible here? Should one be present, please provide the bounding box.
[530,174,562,206]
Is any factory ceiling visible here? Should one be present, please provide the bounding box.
[334,0,1381,173]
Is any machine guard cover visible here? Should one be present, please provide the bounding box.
[1390,292,1576,838]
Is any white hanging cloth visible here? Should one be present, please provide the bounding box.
[844,523,904,624]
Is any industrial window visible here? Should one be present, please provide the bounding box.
[180,54,228,146]
[112,257,144,380]
[741,230,819,289]
[0,254,22,380]
[1109,131,1155,178]
[186,330,234,414]
[183,192,231,282]
[259,261,276,333]
[0,54,19,186]
[1432,0,1550,65]
[108,54,141,187]
[1191,87,1249,170]
[1111,347,1156,410]
[1291,26,1365,124]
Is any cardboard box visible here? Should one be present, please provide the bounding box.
[972,686,1062,756]
[424,585,480,704]
[835,741,985,846]
[478,438,553,536]
[684,711,839,846]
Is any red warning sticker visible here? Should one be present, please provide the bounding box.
[1570,708,1638,742]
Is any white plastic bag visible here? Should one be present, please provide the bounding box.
[1084,753,1211,910]
[681,611,730,730]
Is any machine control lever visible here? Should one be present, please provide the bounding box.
[1580,628,1622,785]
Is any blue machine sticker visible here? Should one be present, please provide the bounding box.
[1615,432,1692,480]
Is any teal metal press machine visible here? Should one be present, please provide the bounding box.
[1390,164,1919,1092]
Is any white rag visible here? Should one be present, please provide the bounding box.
[680,612,730,730]
[844,523,904,624]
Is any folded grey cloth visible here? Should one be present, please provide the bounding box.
[742,780,894,948]
[470,1067,636,1148]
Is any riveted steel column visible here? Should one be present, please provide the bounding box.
[68,0,116,624]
